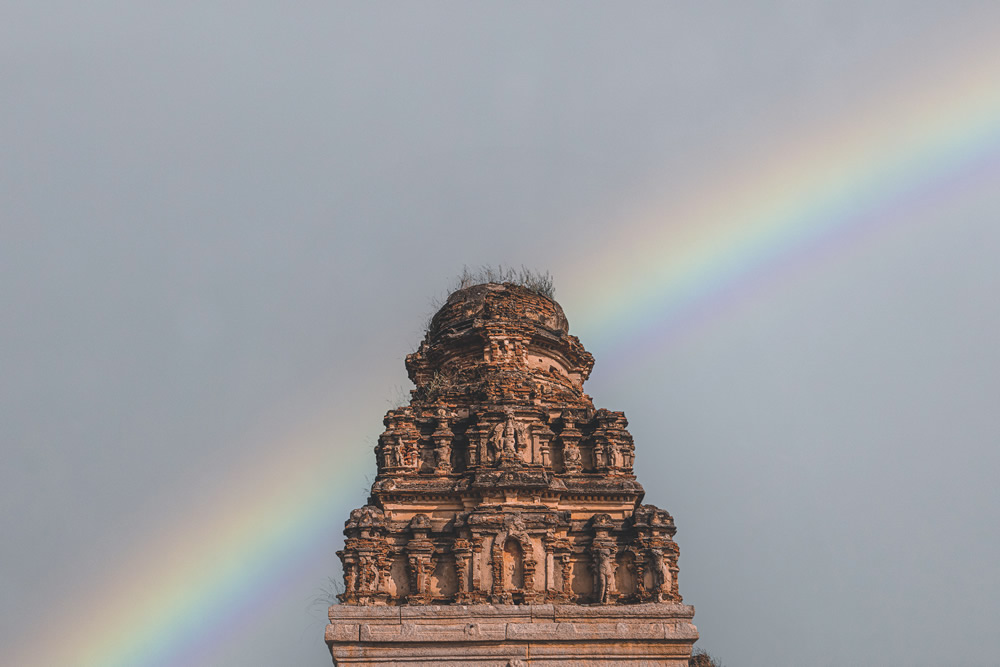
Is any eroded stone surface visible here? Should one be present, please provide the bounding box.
[327,282,697,664]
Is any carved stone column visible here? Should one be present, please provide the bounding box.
[490,540,504,601]
[633,547,648,600]
[670,555,681,602]
[560,553,573,600]
[338,555,358,604]
[542,533,556,593]
[432,410,453,473]
[559,412,583,474]
[536,422,554,468]
[522,540,537,599]
[405,515,434,603]
[470,534,486,602]
[465,422,481,468]
[452,538,471,602]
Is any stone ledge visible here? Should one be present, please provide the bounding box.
[359,621,509,642]
[551,603,694,619]
[400,604,533,622]
[328,606,401,622]
[327,603,697,666]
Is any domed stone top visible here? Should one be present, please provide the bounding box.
[427,282,570,341]
[406,283,594,408]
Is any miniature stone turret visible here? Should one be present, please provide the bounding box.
[327,282,698,665]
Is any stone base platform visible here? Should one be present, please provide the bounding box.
[326,603,698,666]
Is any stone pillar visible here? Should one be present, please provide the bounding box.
[452,538,471,602]
[559,412,583,474]
[406,515,434,604]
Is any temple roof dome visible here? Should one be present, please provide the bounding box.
[427,282,570,343]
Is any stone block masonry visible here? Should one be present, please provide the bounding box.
[327,603,697,666]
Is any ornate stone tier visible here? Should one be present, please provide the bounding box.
[336,503,680,607]
[327,282,697,665]
[405,282,595,409]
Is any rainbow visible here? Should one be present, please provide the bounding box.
[10,426,369,667]
[565,32,1000,360]
[13,24,1000,667]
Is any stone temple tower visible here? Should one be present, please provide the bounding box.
[326,282,698,665]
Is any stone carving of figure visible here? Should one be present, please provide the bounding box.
[434,438,452,472]
[431,409,454,472]
[485,426,498,464]
[489,412,528,463]
[502,418,518,457]
[651,549,672,601]
[563,442,582,470]
[594,548,616,603]
[434,407,450,428]
[560,412,583,472]
[392,437,405,467]
[606,440,620,469]
[357,555,378,593]
[370,557,381,593]
[601,555,617,602]
[407,556,421,597]
[345,562,357,594]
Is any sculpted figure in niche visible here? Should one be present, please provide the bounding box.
[391,437,405,467]
[345,562,357,594]
[489,412,529,463]
[432,409,453,472]
[434,407,453,432]
[560,411,582,472]
[433,439,451,472]
[484,426,498,464]
[605,440,619,468]
[380,438,398,469]
[357,555,379,593]
[651,549,672,601]
[563,441,582,471]
[369,557,381,593]
[502,418,518,458]
[594,548,616,603]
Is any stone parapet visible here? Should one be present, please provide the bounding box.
[326,603,698,666]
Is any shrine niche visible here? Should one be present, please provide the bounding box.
[328,280,698,665]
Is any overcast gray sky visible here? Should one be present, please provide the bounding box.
[3,2,1000,666]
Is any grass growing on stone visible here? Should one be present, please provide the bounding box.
[453,265,555,299]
